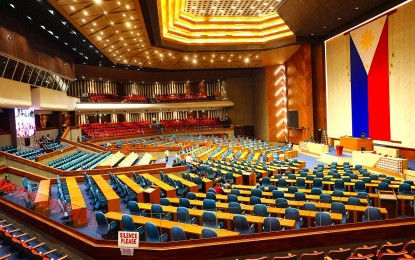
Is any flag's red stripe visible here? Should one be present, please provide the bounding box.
[368,18,391,141]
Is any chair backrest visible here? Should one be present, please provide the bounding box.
[263,217,281,232]
[404,240,415,255]
[315,212,332,226]
[296,178,306,188]
[201,228,217,238]
[332,190,344,197]
[378,242,404,254]
[328,248,351,260]
[206,192,216,200]
[179,198,192,208]
[249,196,261,205]
[126,198,140,215]
[228,202,243,214]
[302,202,317,211]
[170,226,186,241]
[122,214,137,232]
[251,188,263,198]
[278,178,288,187]
[253,204,268,217]
[331,202,346,215]
[233,215,253,234]
[363,207,382,221]
[262,177,271,187]
[288,186,299,194]
[228,193,239,203]
[203,199,216,211]
[334,179,345,190]
[275,198,289,208]
[151,204,165,219]
[377,251,405,260]
[231,189,241,196]
[294,192,306,201]
[177,207,191,223]
[144,222,163,242]
[160,198,171,206]
[347,197,361,206]
[377,182,389,192]
[398,183,412,195]
[313,178,323,189]
[95,211,109,226]
[310,188,322,195]
[300,251,325,260]
[273,190,285,199]
[353,245,378,256]
[285,207,301,221]
[354,181,366,192]
[319,194,332,203]
[207,188,216,194]
[186,192,197,200]
[202,211,218,228]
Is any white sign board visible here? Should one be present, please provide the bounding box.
[118,231,139,248]
[120,248,134,256]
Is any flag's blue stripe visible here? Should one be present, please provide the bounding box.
[350,38,369,138]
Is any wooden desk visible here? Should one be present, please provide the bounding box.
[105,211,239,238]
[118,174,160,204]
[189,173,213,192]
[141,173,176,198]
[34,180,50,217]
[168,174,198,193]
[242,171,256,186]
[340,136,373,151]
[396,195,414,217]
[92,175,120,212]
[65,177,87,227]
[378,191,397,218]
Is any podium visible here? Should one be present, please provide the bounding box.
[242,171,256,186]
[378,191,397,219]
[335,145,343,156]
[340,136,373,151]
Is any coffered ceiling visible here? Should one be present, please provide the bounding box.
[1,0,409,71]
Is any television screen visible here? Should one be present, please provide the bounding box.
[15,108,36,138]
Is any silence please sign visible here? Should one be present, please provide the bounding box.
[118,231,139,248]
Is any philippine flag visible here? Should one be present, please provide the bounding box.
[350,16,390,141]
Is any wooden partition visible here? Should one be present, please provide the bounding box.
[1,196,415,260]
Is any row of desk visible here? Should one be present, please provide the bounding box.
[189,193,388,223]
[105,211,239,238]
[65,177,87,227]
[167,198,340,228]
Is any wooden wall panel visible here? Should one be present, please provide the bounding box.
[266,66,278,142]
[285,44,313,144]
[0,9,75,78]
[311,43,327,137]
[252,68,269,141]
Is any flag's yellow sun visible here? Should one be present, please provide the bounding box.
[360,29,374,51]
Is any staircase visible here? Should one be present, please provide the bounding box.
[55,132,63,144]
[322,130,329,145]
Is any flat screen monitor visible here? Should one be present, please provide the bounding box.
[287,111,299,128]
[15,108,36,138]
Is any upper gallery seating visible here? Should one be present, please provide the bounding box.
[79,121,155,139]
[154,93,208,102]
[160,118,223,131]
[82,92,211,103]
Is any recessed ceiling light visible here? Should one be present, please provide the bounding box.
[95,0,102,3]
[337,17,342,20]
[192,6,196,9]
[104,11,107,14]
[83,11,88,15]
[9,4,15,8]
[27,16,32,20]
[126,5,130,9]
[82,19,86,23]
[70,6,75,11]
[93,22,96,26]
[211,6,216,9]
[355,7,359,10]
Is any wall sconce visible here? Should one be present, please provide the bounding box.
[7,35,12,41]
